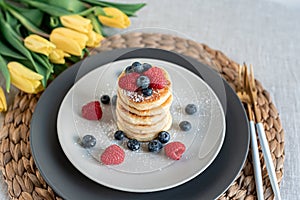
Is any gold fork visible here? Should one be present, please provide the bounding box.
[237,64,264,200]
[247,65,282,200]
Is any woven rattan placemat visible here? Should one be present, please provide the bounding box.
[0,32,284,200]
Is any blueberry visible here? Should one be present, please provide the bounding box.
[100,95,110,104]
[127,139,140,151]
[111,95,117,106]
[158,131,170,144]
[132,61,142,67]
[136,75,150,89]
[179,121,192,131]
[125,66,134,74]
[114,130,125,140]
[132,62,143,73]
[142,88,153,96]
[81,135,96,148]
[148,140,163,153]
[142,63,152,72]
[185,104,197,115]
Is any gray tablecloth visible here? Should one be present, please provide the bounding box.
[1,0,299,199]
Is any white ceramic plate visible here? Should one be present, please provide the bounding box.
[57,58,226,193]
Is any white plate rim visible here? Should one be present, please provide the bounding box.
[56,58,226,193]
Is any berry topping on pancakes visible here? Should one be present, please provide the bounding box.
[118,72,140,91]
[143,67,167,89]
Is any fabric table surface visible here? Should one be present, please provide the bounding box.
[1,0,299,199]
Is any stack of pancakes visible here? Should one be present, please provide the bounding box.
[116,68,173,141]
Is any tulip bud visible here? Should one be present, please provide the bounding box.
[24,34,56,56]
[50,28,88,56]
[0,87,7,112]
[98,7,131,29]
[7,62,44,94]
[60,15,92,34]
[86,30,104,47]
[49,49,70,64]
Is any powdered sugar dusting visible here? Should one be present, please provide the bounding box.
[121,89,145,102]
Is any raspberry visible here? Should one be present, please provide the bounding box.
[100,144,125,165]
[81,101,102,120]
[165,142,186,160]
[143,67,167,89]
[118,72,140,91]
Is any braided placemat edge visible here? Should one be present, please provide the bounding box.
[0,32,285,200]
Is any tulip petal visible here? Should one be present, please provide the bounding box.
[50,27,88,49]
[10,71,43,94]
[60,15,92,33]
[86,31,104,47]
[50,33,83,56]
[0,87,7,112]
[7,62,44,80]
[49,49,66,64]
[0,54,10,92]
[24,34,56,56]
[98,7,131,29]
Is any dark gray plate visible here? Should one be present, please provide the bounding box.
[30,48,249,200]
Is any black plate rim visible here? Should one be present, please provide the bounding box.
[30,48,249,200]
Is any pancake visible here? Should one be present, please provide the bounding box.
[117,87,172,111]
[117,113,172,141]
[116,65,173,141]
[116,110,171,132]
[116,102,169,125]
[117,91,173,116]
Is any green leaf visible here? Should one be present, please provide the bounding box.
[0,54,10,92]
[0,41,26,60]
[78,6,107,16]
[22,0,72,17]
[12,6,44,27]
[82,0,146,16]
[53,63,68,77]
[31,53,54,86]
[0,17,32,60]
[83,48,90,56]
[49,16,61,28]
[93,6,107,16]
[99,1,146,14]
[77,6,97,16]
[31,53,53,71]
[39,0,86,13]
[6,5,48,37]
[66,55,81,63]
[86,13,103,35]
[0,17,46,85]
[4,9,18,28]
[3,12,23,36]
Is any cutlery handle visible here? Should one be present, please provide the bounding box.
[249,121,264,200]
[256,122,282,200]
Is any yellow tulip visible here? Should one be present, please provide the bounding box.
[60,15,92,34]
[24,34,56,56]
[49,49,70,64]
[0,87,7,112]
[98,7,131,29]
[7,62,44,94]
[50,28,88,56]
[86,30,104,47]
